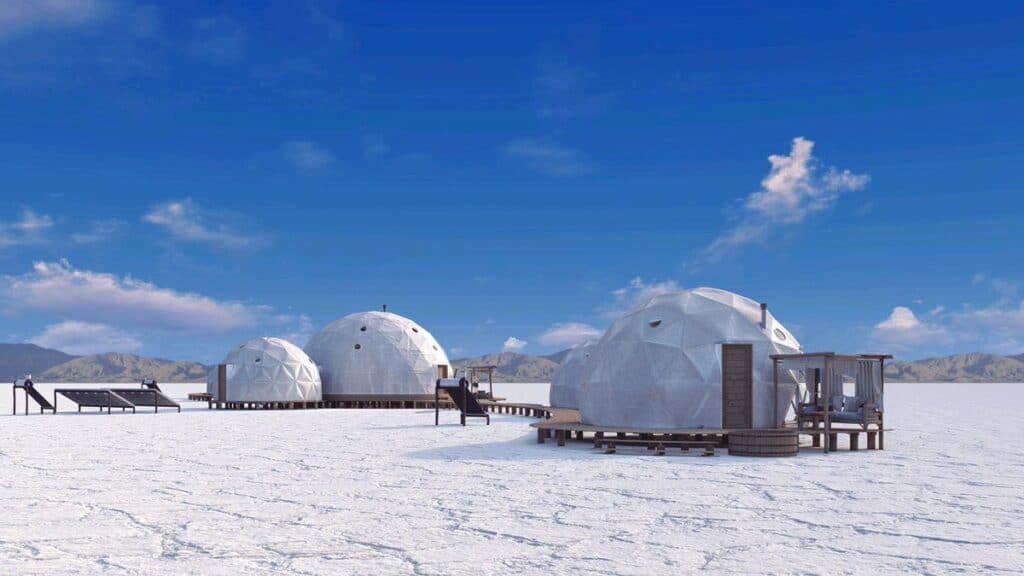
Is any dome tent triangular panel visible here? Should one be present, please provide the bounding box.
[207,337,322,402]
[548,340,597,409]
[304,311,451,398]
[579,287,802,430]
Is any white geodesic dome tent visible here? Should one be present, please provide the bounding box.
[207,337,322,402]
[303,311,451,398]
[579,287,802,429]
[549,340,597,409]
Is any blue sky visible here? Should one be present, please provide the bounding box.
[1,1,1022,363]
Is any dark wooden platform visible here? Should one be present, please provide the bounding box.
[530,408,888,453]
[202,394,512,411]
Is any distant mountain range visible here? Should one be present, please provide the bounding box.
[885,353,1024,383]
[452,352,562,383]
[2,342,1023,383]
[0,344,208,383]
[0,344,77,382]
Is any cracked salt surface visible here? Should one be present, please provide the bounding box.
[1,383,1022,575]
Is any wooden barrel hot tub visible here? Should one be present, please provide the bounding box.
[727,429,799,457]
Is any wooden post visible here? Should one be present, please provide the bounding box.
[879,357,886,450]
[217,364,227,410]
[822,356,831,455]
[772,357,779,427]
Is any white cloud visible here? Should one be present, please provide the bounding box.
[274,313,314,347]
[189,16,244,65]
[502,336,528,352]
[605,276,682,318]
[71,218,125,244]
[0,208,54,248]
[702,137,869,260]
[0,0,110,40]
[872,306,950,351]
[504,139,591,177]
[928,305,945,316]
[539,322,602,348]
[143,198,258,249]
[284,140,334,172]
[29,320,141,355]
[6,259,258,333]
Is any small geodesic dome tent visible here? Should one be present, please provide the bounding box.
[303,311,451,399]
[549,340,597,409]
[579,287,802,430]
[207,337,322,402]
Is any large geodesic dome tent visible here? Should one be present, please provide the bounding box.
[207,337,322,402]
[304,311,451,399]
[549,340,597,409]
[579,287,802,430]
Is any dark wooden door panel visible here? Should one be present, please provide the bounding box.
[721,344,753,428]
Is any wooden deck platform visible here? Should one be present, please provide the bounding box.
[199,394,512,411]
[529,409,887,453]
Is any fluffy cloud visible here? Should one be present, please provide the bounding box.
[6,260,258,333]
[143,198,258,249]
[605,276,682,318]
[703,137,869,260]
[502,336,528,352]
[0,208,54,248]
[872,276,1024,358]
[0,0,109,39]
[284,140,334,172]
[274,313,314,347]
[872,306,950,351]
[539,322,603,348]
[29,320,141,355]
[504,139,591,177]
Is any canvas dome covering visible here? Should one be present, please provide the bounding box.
[304,311,451,397]
[549,340,597,409]
[208,337,322,402]
[579,287,802,429]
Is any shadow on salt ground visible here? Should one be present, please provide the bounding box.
[405,430,845,464]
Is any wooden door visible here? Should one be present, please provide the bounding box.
[721,344,753,429]
[437,365,449,379]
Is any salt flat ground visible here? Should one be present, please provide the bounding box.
[1,383,1022,575]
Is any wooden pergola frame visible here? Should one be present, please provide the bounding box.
[770,352,891,454]
[464,365,497,398]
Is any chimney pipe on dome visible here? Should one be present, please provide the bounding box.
[760,302,768,330]
[383,304,388,312]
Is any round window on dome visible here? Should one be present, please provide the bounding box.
[411,327,419,333]
[360,326,367,331]
[254,357,261,363]
[774,328,787,341]
[354,344,361,350]
[648,320,662,328]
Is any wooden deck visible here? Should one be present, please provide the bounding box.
[528,408,887,453]
[199,394,510,411]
